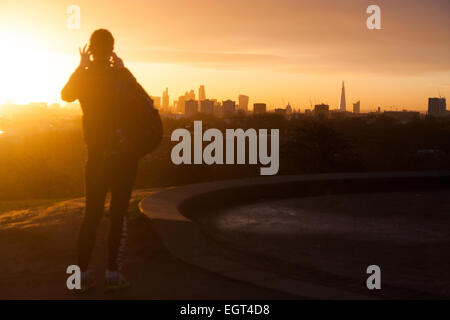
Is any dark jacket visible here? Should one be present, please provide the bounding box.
[61,62,138,151]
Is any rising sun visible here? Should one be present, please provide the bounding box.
[0,30,68,105]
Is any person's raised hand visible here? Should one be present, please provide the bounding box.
[79,44,90,68]
[112,52,124,69]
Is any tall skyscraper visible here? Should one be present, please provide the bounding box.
[340,81,346,112]
[199,85,206,101]
[428,97,446,116]
[353,100,360,114]
[162,88,169,110]
[238,95,249,112]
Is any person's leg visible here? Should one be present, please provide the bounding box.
[107,155,138,272]
[77,150,109,272]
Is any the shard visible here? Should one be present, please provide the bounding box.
[340,81,346,112]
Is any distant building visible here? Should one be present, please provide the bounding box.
[151,96,161,109]
[213,101,222,117]
[162,88,169,110]
[353,100,360,114]
[185,100,198,117]
[238,95,249,112]
[222,100,236,116]
[199,85,206,101]
[314,104,329,117]
[253,103,266,113]
[340,81,346,112]
[428,97,446,116]
[177,96,186,113]
[176,90,196,114]
[200,99,214,114]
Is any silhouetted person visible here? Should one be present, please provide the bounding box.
[62,29,141,292]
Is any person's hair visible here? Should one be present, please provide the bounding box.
[89,29,114,58]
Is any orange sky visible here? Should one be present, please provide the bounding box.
[0,0,449,111]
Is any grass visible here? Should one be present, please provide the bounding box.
[0,191,148,218]
[0,198,72,216]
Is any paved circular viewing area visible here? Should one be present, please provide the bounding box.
[140,172,450,299]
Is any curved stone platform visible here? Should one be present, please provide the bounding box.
[139,172,450,299]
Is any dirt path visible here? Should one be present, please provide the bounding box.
[0,190,293,299]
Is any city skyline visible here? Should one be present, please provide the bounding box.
[1,81,447,115]
[144,82,445,114]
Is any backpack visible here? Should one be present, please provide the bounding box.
[112,68,163,158]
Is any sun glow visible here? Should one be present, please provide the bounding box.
[0,30,71,104]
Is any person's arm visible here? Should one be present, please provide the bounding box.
[61,44,90,102]
[61,66,86,102]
